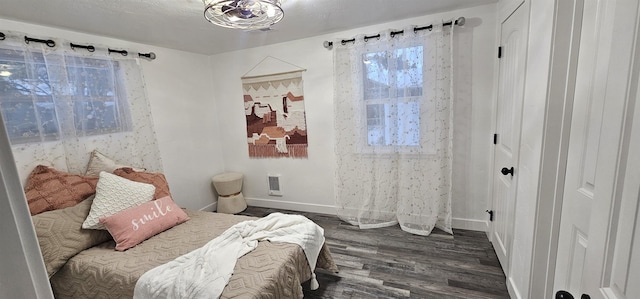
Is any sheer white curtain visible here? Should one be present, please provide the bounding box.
[0,32,163,178]
[333,24,454,236]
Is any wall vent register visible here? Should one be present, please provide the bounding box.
[267,174,282,196]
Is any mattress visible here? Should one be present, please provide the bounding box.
[49,210,337,299]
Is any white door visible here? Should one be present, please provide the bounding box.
[553,0,608,294]
[588,90,640,297]
[554,0,640,298]
[580,63,640,299]
[490,4,528,270]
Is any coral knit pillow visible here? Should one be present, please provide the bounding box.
[99,196,190,251]
[113,167,171,200]
[24,165,99,215]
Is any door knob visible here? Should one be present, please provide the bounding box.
[501,167,514,176]
[555,290,589,299]
[556,290,573,299]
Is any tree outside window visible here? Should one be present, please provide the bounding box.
[362,46,423,148]
[0,51,130,144]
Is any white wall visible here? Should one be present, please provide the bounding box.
[0,4,503,297]
[0,4,499,227]
[209,3,498,230]
[0,19,225,210]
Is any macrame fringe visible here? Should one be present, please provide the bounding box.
[248,144,308,158]
[310,272,319,290]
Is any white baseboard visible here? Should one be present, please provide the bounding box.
[452,217,489,232]
[199,202,217,212]
[507,276,521,299]
[243,197,487,232]
[245,197,336,215]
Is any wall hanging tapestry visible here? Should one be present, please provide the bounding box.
[242,57,308,158]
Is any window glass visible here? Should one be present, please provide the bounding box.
[363,51,389,100]
[66,57,124,134]
[0,50,129,143]
[366,103,386,145]
[394,46,423,97]
[363,45,423,148]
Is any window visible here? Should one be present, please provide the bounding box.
[0,50,130,144]
[362,46,423,147]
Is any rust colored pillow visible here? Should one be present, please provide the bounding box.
[113,167,171,199]
[24,165,99,215]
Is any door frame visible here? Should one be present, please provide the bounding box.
[530,0,640,297]
[528,0,584,297]
[0,114,53,297]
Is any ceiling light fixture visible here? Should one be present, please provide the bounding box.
[203,0,284,30]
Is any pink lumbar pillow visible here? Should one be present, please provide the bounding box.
[100,196,190,251]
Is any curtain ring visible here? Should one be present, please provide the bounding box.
[108,48,128,56]
[364,34,381,42]
[390,30,404,38]
[24,36,56,48]
[70,43,96,52]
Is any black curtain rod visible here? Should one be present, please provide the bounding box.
[138,52,156,59]
[108,48,129,56]
[0,32,155,60]
[70,42,95,52]
[107,48,156,60]
[323,16,466,49]
[25,36,56,47]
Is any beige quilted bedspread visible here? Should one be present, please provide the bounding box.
[49,210,337,299]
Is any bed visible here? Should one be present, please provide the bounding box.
[26,161,338,299]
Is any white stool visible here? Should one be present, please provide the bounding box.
[212,172,247,214]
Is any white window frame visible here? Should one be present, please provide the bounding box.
[357,43,436,155]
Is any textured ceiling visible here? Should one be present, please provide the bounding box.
[0,0,496,55]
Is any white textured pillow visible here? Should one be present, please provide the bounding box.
[85,150,145,176]
[82,171,156,230]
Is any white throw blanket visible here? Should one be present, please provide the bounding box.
[133,213,326,299]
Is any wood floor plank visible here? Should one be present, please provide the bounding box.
[239,207,510,298]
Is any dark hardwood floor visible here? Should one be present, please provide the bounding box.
[239,206,510,299]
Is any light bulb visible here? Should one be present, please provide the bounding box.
[266,5,276,17]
